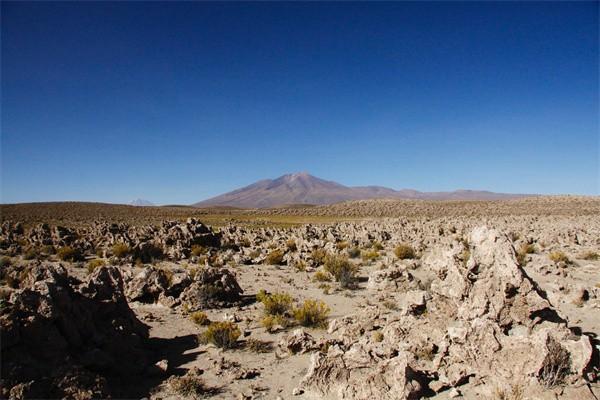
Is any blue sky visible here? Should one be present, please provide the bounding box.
[1,1,598,204]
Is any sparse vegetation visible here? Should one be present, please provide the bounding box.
[190,311,210,326]
[86,259,105,274]
[191,245,206,257]
[23,247,39,260]
[245,338,273,353]
[293,299,330,328]
[0,256,12,268]
[112,243,131,259]
[516,243,535,266]
[372,331,384,342]
[335,241,348,250]
[324,255,357,288]
[313,270,332,282]
[167,374,218,398]
[582,251,599,261]
[261,314,288,332]
[549,251,569,264]
[494,383,524,400]
[266,249,285,265]
[347,247,361,258]
[539,337,571,388]
[394,244,416,259]
[286,239,297,252]
[361,250,379,262]
[256,290,293,316]
[200,321,240,349]
[311,249,328,265]
[56,246,82,262]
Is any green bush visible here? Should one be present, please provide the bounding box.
[313,270,332,282]
[0,256,11,268]
[87,259,105,274]
[200,321,240,349]
[266,249,285,265]
[293,299,330,328]
[361,250,379,262]
[347,247,361,258]
[261,315,288,332]
[23,247,39,260]
[57,246,82,262]
[190,311,210,326]
[324,255,357,288]
[191,245,207,257]
[257,290,293,316]
[112,243,131,259]
[549,251,569,264]
[394,244,415,259]
[335,241,348,250]
[286,239,297,252]
[311,249,328,265]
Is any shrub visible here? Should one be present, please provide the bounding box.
[0,256,11,268]
[293,299,330,328]
[394,244,416,260]
[245,338,273,353]
[318,283,331,295]
[516,243,535,266]
[372,241,384,251]
[347,247,361,258]
[313,270,332,282]
[361,250,379,262]
[112,243,131,259]
[311,249,328,265]
[582,251,599,261]
[257,290,293,316]
[292,260,306,272]
[42,245,55,255]
[87,259,105,274]
[286,239,297,252]
[190,311,210,326]
[324,255,357,288]
[539,337,571,388]
[335,241,348,250]
[261,314,288,332]
[372,331,384,342]
[23,248,39,260]
[200,321,240,349]
[549,251,569,264]
[266,249,285,265]
[57,246,82,262]
[191,245,207,257]
[167,374,218,398]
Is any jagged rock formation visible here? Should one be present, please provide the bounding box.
[300,227,594,399]
[0,264,150,399]
[0,218,220,261]
[126,266,243,310]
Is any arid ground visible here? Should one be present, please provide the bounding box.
[1,196,599,399]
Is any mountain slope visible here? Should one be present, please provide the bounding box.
[130,199,155,207]
[193,172,533,208]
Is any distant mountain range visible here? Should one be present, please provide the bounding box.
[193,172,533,208]
[130,199,155,207]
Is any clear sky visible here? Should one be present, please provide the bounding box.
[1,1,598,204]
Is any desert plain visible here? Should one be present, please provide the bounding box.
[1,196,599,399]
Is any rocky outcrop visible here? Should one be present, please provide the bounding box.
[300,227,594,399]
[0,264,150,399]
[180,267,244,310]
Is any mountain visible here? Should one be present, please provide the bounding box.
[193,172,533,208]
[130,199,155,207]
